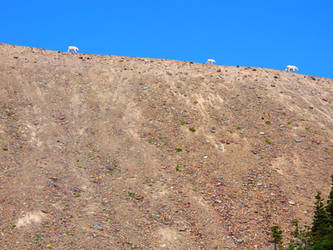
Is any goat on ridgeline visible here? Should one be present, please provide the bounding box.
[68,46,79,53]
[285,65,299,72]
[207,59,216,64]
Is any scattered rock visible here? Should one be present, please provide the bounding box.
[312,140,321,145]
[288,200,296,205]
[93,224,104,231]
[134,194,144,200]
[58,115,65,120]
[237,239,243,243]
[184,203,191,208]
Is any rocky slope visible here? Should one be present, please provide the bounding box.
[0,43,332,249]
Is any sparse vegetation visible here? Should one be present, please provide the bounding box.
[272,175,333,249]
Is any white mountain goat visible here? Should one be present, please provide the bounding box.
[207,59,216,64]
[68,46,79,53]
[285,65,299,72]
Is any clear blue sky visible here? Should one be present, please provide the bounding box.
[2,1,333,78]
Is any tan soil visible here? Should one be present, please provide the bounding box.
[0,43,332,249]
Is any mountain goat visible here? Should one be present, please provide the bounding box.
[285,65,299,72]
[207,59,216,64]
[68,46,79,53]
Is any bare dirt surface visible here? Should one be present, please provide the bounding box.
[0,43,332,249]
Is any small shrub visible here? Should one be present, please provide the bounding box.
[266,139,272,145]
[175,148,182,152]
[35,233,41,246]
[180,121,185,125]
[265,121,272,125]
[271,225,283,249]
[189,127,196,132]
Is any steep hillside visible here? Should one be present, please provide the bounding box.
[0,43,332,249]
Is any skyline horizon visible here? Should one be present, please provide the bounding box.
[2,0,332,78]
